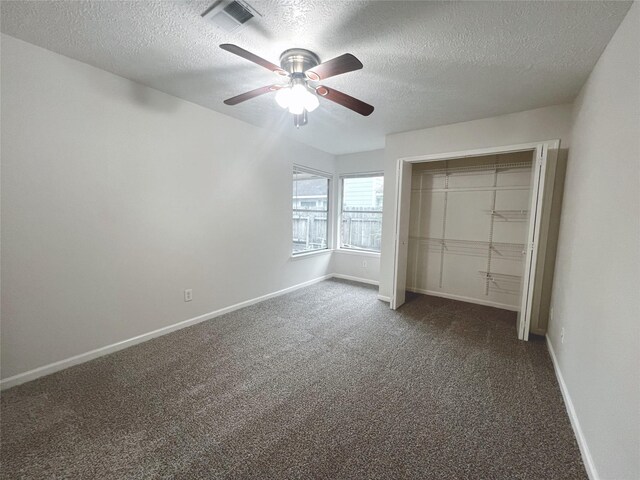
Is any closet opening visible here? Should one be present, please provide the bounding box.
[391,141,561,341]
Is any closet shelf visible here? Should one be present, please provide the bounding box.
[409,236,525,249]
[416,161,532,176]
[411,185,530,193]
[487,285,521,295]
[479,271,522,282]
[488,209,529,221]
[409,236,526,259]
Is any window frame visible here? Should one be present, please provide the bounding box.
[292,165,332,256]
[338,172,384,254]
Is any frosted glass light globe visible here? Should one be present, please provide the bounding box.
[275,84,319,115]
[275,87,291,108]
[288,84,307,115]
[304,92,319,112]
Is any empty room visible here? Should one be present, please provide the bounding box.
[1,1,638,479]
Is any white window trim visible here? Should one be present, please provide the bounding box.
[292,165,333,256]
[289,249,333,260]
[334,248,380,257]
[339,171,385,179]
[338,172,384,254]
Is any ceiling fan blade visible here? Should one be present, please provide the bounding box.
[223,85,281,105]
[220,44,287,76]
[315,86,374,116]
[305,53,363,81]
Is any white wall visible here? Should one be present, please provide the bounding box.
[335,149,385,176]
[0,35,335,380]
[332,149,385,284]
[378,104,573,299]
[331,250,381,286]
[548,3,640,479]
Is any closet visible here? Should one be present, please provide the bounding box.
[391,141,564,340]
[407,151,533,311]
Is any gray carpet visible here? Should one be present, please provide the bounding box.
[1,279,586,479]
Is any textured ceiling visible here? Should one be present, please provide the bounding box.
[0,0,631,154]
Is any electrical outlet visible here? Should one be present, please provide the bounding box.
[560,327,565,344]
[184,289,193,302]
[362,260,368,268]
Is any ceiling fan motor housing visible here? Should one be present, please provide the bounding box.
[279,49,320,75]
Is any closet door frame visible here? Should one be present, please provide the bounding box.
[390,139,560,340]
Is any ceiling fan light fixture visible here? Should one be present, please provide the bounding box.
[275,87,291,108]
[288,103,304,115]
[288,84,308,114]
[275,83,319,114]
[304,90,320,112]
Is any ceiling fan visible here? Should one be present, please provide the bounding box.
[219,44,374,127]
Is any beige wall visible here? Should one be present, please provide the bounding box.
[548,3,640,478]
[1,35,335,380]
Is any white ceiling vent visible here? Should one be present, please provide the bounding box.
[201,1,261,33]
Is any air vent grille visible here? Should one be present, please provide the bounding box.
[202,0,260,33]
[223,1,253,24]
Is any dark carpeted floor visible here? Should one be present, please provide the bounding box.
[1,279,586,479]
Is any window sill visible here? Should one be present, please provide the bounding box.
[290,249,332,260]
[334,248,381,258]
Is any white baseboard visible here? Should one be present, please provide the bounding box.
[331,273,379,286]
[407,287,519,312]
[0,274,333,391]
[546,335,599,480]
[377,295,391,302]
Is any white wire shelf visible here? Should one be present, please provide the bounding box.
[478,271,522,282]
[409,236,526,259]
[479,271,522,295]
[488,209,529,221]
[415,161,533,176]
[411,185,531,193]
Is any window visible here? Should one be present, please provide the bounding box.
[340,175,384,252]
[292,166,330,254]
